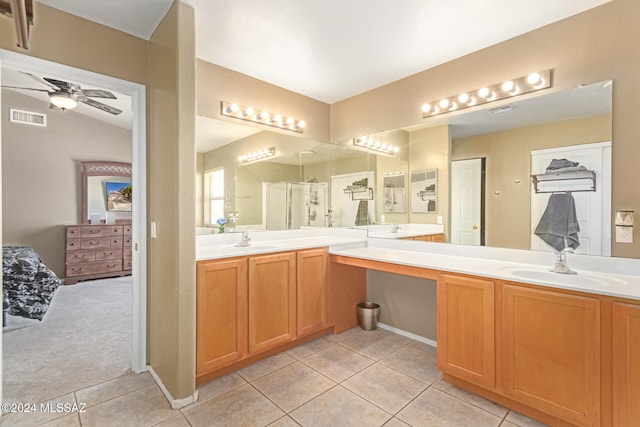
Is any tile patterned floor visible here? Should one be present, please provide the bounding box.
[1,327,549,427]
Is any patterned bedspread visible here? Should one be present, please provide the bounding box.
[2,246,61,321]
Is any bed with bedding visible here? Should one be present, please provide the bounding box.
[2,245,61,321]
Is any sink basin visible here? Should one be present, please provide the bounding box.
[500,266,627,288]
[228,245,279,252]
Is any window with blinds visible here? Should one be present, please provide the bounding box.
[204,168,225,225]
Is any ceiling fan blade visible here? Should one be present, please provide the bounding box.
[80,97,123,115]
[43,77,80,92]
[1,85,50,92]
[80,89,117,99]
[19,72,60,90]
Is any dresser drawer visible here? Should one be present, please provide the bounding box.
[81,226,110,238]
[123,247,132,259]
[66,227,82,239]
[123,225,133,236]
[123,236,133,247]
[66,249,96,264]
[123,258,132,271]
[109,226,123,236]
[66,239,82,251]
[110,237,124,248]
[80,237,111,250]
[95,248,123,261]
[66,260,122,277]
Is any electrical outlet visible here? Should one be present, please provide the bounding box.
[380,215,385,224]
[437,215,443,225]
[616,225,633,243]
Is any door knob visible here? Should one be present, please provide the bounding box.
[473,224,479,230]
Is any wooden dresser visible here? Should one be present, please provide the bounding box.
[65,224,132,285]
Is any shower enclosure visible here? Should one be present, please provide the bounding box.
[265,181,328,230]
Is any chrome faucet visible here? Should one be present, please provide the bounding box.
[391,223,400,233]
[550,248,576,274]
[235,231,251,247]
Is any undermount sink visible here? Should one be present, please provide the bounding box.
[500,266,627,288]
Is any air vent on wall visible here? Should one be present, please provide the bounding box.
[9,108,46,126]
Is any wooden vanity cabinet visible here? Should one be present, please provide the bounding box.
[501,284,601,427]
[196,248,329,381]
[437,273,495,389]
[196,258,248,374]
[248,252,296,354]
[297,248,328,337]
[612,302,640,426]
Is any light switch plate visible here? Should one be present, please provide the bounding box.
[615,225,633,243]
[437,216,443,225]
[151,221,157,239]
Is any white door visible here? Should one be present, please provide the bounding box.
[451,159,483,245]
[530,142,611,256]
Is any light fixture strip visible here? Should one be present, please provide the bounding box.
[353,136,400,156]
[238,147,276,164]
[221,101,305,133]
[421,69,552,118]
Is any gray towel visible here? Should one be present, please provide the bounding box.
[355,200,369,225]
[534,193,580,252]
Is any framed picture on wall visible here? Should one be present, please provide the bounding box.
[106,182,132,212]
[411,169,437,213]
[383,173,406,212]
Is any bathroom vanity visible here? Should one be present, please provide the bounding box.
[196,230,639,426]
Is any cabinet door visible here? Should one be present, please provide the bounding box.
[612,302,640,426]
[297,248,327,337]
[437,273,495,388]
[248,252,296,354]
[196,258,248,376]
[502,285,600,426]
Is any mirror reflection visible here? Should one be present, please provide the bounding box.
[368,79,613,255]
[196,80,613,256]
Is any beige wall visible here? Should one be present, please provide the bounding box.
[195,153,204,227]
[331,0,640,258]
[196,60,331,143]
[147,1,196,400]
[452,113,611,250]
[1,90,132,276]
[408,125,450,230]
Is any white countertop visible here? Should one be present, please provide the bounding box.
[196,228,640,300]
[366,223,445,239]
[331,240,640,301]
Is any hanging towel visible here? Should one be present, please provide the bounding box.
[534,193,580,252]
[355,200,369,225]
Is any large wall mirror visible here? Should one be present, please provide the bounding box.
[366,80,613,256]
[81,161,132,224]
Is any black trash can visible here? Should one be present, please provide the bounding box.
[357,301,380,330]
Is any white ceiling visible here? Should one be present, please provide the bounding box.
[37,0,610,104]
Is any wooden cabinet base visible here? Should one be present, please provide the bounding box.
[196,326,333,386]
[443,374,577,427]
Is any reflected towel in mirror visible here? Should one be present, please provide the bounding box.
[534,193,580,252]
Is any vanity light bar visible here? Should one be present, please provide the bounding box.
[238,147,276,163]
[353,136,400,155]
[384,171,405,176]
[221,101,306,133]
[421,69,552,118]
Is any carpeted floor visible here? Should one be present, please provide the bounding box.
[2,276,133,404]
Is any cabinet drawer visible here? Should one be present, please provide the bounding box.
[123,259,132,270]
[80,237,111,250]
[95,248,123,260]
[123,236,133,247]
[66,227,82,238]
[66,260,122,277]
[123,225,133,236]
[66,239,82,251]
[110,237,124,248]
[123,247,132,259]
[66,249,95,264]
[81,226,110,238]
[109,226,123,236]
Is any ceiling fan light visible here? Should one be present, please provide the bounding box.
[50,93,78,110]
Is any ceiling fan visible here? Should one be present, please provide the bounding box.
[2,72,123,115]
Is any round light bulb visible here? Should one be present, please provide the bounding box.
[286,117,294,125]
[501,81,514,92]
[260,111,269,120]
[393,146,399,153]
[422,103,431,113]
[366,139,374,146]
[458,93,469,103]
[245,107,254,116]
[374,141,380,147]
[478,87,490,98]
[527,72,541,85]
[298,120,306,128]
[273,114,282,123]
[230,103,240,112]
[381,143,387,149]
[439,99,450,108]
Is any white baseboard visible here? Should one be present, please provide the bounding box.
[377,322,438,348]
[148,366,199,409]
